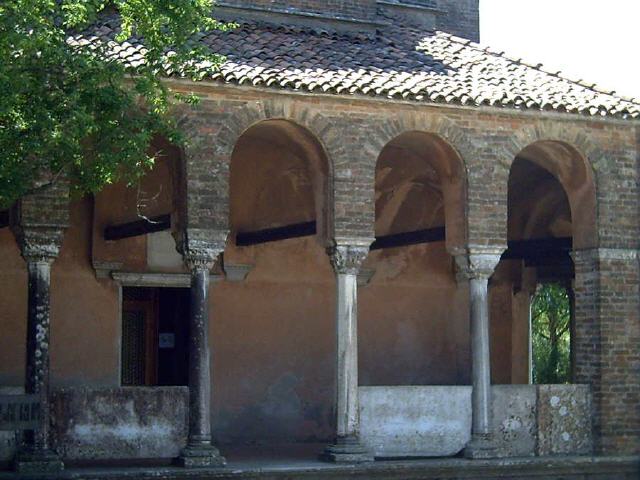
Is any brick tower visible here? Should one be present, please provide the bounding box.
[214,0,480,41]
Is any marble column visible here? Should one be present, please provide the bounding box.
[178,247,226,468]
[455,248,503,459]
[14,231,65,474]
[321,243,373,463]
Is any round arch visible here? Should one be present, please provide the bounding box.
[374,130,468,252]
[177,101,338,242]
[229,118,333,245]
[512,140,597,249]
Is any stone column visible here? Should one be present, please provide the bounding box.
[178,245,226,468]
[455,247,503,459]
[12,228,66,474]
[321,242,373,463]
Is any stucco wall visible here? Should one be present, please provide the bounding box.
[0,199,120,388]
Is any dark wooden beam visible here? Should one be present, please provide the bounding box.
[236,221,316,246]
[502,236,573,267]
[0,210,8,229]
[536,264,575,282]
[104,214,171,241]
[370,227,446,251]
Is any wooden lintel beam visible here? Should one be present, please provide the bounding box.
[236,221,316,246]
[104,214,171,241]
[502,236,574,269]
[370,226,446,251]
[502,237,572,260]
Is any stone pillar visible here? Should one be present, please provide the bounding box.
[11,186,68,474]
[455,247,503,459]
[178,242,226,468]
[321,242,373,463]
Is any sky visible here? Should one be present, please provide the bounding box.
[480,0,640,99]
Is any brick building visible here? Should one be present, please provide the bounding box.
[1,1,639,478]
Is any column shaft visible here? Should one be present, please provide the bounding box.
[469,277,491,436]
[455,250,502,459]
[335,271,359,438]
[187,267,212,444]
[321,243,372,463]
[25,261,52,450]
[178,247,225,468]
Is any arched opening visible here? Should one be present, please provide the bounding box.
[215,119,334,450]
[492,140,596,384]
[360,131,468,386]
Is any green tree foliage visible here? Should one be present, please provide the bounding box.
[0,0,232,208]
[531,283,571,384]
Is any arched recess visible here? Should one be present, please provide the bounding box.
[515,141,596,249]
[360,131,470,386]
[229,119,333,244]
[214,119,336,447]
[177,101,339,241]
[490,140,597,384]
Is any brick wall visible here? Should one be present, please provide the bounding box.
[434,0,479,41]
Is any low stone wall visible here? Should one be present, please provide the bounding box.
[359,386,472,457]
[536,384,592,455]
[0,387,23,466]
[359,384,592,458]
[51,387,188,461]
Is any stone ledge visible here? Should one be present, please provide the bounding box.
[1,455,637,479]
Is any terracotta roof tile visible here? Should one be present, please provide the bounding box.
[68,15,640,119]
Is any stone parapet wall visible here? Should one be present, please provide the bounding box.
[50,387,188,461]
[359,384,592,458]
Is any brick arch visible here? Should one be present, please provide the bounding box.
[504,123,600,249]
[176,101,342,244]
[366,114,472,251]
[367,114,477,167]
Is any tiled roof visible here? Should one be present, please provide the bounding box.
[70,15,640,119]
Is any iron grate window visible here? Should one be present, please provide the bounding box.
[121,310,146,386]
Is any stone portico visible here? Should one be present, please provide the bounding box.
[1,1,639,477]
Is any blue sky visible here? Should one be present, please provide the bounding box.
[480,0,640,99]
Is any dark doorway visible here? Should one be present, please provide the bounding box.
[121,287,190,386]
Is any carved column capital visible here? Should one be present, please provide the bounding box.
[183,249,218,272]
[328,244,369,275]
[177,228,227,272]
[454,246,505,281]
[13,227,65,264]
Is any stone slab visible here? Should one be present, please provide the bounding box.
[147,231,184,270]
[492,385,537,457]
[359,386,472,457]
[51,387,188,460]
[537,384,593,455]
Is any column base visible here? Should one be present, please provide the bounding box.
[464,433,499,459]
[177,443,226,468]
[320,435,374,463]
[14,448,64,475]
